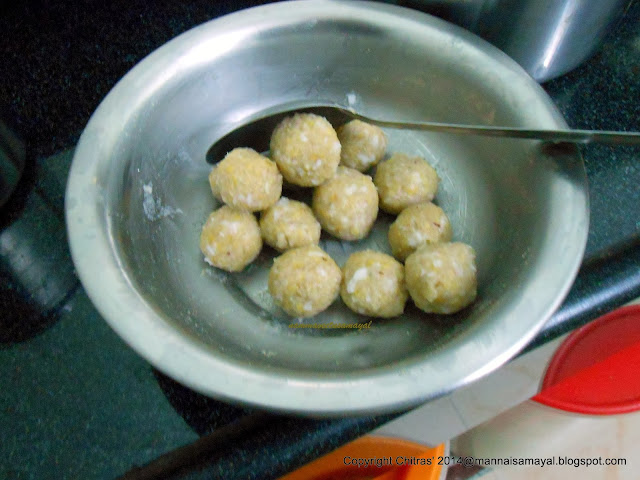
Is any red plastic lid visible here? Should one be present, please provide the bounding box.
[533,305,640,415]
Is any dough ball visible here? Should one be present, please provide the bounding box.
[405,242,477,314]
[341,250,408,318]
[374,153,439,214]
[312,166,378,241]
[388,202,453,261]
[268,246,342,317]
[209,174,222,202]
[269,113,341,186]
[337,120,387,172]
[200,206,262,272]
[259,197,321,252]
[209,147,282,212]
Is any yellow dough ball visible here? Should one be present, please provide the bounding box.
[374,153,439,214]
[259,197,321,252]
[337,120,387,172]
[209,174,222,202]
[340,250,408,318]
[269,113,341,186]
[209,148,282,212]
[405,242,477,314]
[388,202,453,261]
[268,246,342,317]
[199,206,262,272]
[312,166,378,241]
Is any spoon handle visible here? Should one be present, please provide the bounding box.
[340,108,640,146]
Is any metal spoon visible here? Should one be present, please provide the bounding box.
[206,102,640,163]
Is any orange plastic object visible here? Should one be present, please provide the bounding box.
[533,305,640,415]
[278,435,445,480]
[373,445,446,480]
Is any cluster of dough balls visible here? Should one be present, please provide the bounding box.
[382,198,476,314]
[367,150,476,314]
[202,147,285,272]
[385,204,476,315]
[200,110,477,318]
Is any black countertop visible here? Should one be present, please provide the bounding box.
[1,1,639,479]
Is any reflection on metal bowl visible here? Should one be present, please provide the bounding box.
[66,0,588,416]
[400,0,631,82]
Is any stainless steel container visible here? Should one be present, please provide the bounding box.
[400,0,632,81]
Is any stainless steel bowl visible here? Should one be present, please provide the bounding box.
[66,0,589,416]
